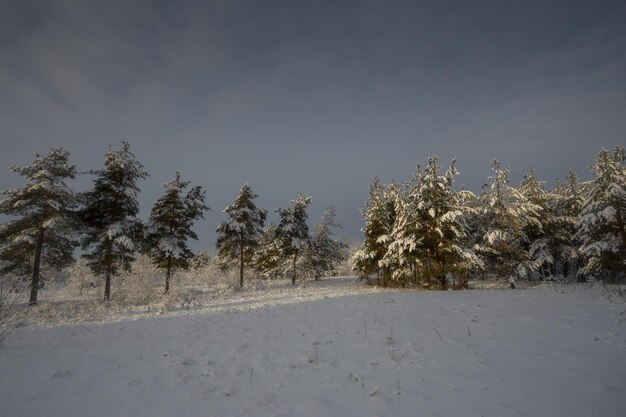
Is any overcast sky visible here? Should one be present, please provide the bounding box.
[1,0,625,251]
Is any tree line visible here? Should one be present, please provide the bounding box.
[353,147,626,288]
[0,142,346,305]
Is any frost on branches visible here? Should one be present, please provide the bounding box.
[0,148,78,305]
[146,172,209,294]
[80,142,148,300]
[577,146,626,281]
[216,183,266,287]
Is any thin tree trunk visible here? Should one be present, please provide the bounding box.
[28,225,45,306]
[440,258,447,290]
[239,230,244,287]
[292,250,298,285]
[165,255,172,294]
[104,240,113,300]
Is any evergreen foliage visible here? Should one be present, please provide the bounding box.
[304,206,347,280]
[146,172,208,294]
[216,183,266,287]
[352,178,397,286]
[275,194,312,285]
[516,168,560,279]
[382,157,481,288]
[0,148,78,305]
[80,142,148,300]
[576,146,626,281]
[252,224,283,279]
[553,171,585,279]
[476,161,542,279]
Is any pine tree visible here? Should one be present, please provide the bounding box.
[146,172,208,294]
[305,206,347,280]
[577,146,626,281]
[252,224,283,279]
[453,188,485,287]
[352,178,397,286]
[383,156,480,289]
[81,142,148,300]
[216,183,266,287]
[477,160,542,280]
[554,171,584,280]
[275,194,312,285]
[378,183,414,286]
[516,168,562,279]
[0,148,78,305]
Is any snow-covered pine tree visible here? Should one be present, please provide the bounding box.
[0,148,78,305]
[275,194,312,285]
[304,206,347,280]
[576,146,626,281]
[516,168,563,280]
[453,187,485,287]
[379,183,414,286]
[252,224,283,279]
[216,183,266,287]
[384,156,481,289]
[80,142,148,300]
[352,178,397,286]
[477,160,542,280]
[146,172,208,294]
[554,171,584,280]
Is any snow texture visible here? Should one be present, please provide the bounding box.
[1,277,625,417]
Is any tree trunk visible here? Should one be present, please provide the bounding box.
[439,258,447,290]
[165,255,172,294]
[239,230,244,287]
[28,226,45,306]
[104,240,113,300]
[292,250,298,285]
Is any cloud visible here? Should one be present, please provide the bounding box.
[1,0,625,246]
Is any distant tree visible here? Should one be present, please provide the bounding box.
[304,207,347,280]
[216,183,266,287]
[0,148,78,305]
[576,146,626,281]
[252,224,283,279]
[146,172,208,294]
[81,142,148,300]
[275,194,312,285]
[352,178,397,286]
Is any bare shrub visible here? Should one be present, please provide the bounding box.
[115,255,161,306]
[0,281,24,344]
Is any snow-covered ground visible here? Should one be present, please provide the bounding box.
[1,277,625,417]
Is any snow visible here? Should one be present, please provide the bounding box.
[1,278,625,417]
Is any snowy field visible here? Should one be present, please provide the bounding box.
[1,277,625,417]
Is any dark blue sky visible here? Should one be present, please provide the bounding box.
[1,0,625,250]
